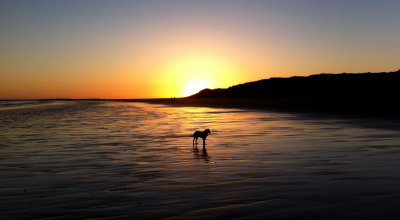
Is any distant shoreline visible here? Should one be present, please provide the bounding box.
[2,70,400,117]
[2,97,397,118]
[1,97,400,118]
[128,97,400,117]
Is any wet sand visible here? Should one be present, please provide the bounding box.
[1,100,400,219]
[119,97,400,118]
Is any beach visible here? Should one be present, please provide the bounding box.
[1,100,400,219]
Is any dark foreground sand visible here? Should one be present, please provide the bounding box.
[1,100,400,219]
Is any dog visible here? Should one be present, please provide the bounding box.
[192,129,211,149]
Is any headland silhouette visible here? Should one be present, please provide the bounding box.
[146,69,400,117]
[36,69,400,117]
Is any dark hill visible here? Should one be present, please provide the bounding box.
[190,70,400,99]
[185,70,400,116]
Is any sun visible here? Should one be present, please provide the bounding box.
[183,80,211,97]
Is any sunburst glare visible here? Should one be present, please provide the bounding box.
[183,80,211,97]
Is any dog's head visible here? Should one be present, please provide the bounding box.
[205,129,211,134]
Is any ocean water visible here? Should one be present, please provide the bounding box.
[1,100,400,219]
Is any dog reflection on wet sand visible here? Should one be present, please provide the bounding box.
[192,129,211,150]
[193,147,210,162]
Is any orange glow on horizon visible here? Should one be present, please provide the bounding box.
[153,54,245,98]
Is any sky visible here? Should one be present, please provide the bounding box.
[1,0,399,99]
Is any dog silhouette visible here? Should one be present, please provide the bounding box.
[192,129,211,149]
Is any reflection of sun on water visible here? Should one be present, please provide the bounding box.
[184,80,211,97]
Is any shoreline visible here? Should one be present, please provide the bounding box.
[2,97,400,118]
[115,97,400,118]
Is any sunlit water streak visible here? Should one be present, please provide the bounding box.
[0,101,399,219]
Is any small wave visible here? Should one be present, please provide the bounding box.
[0,100,65,110]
